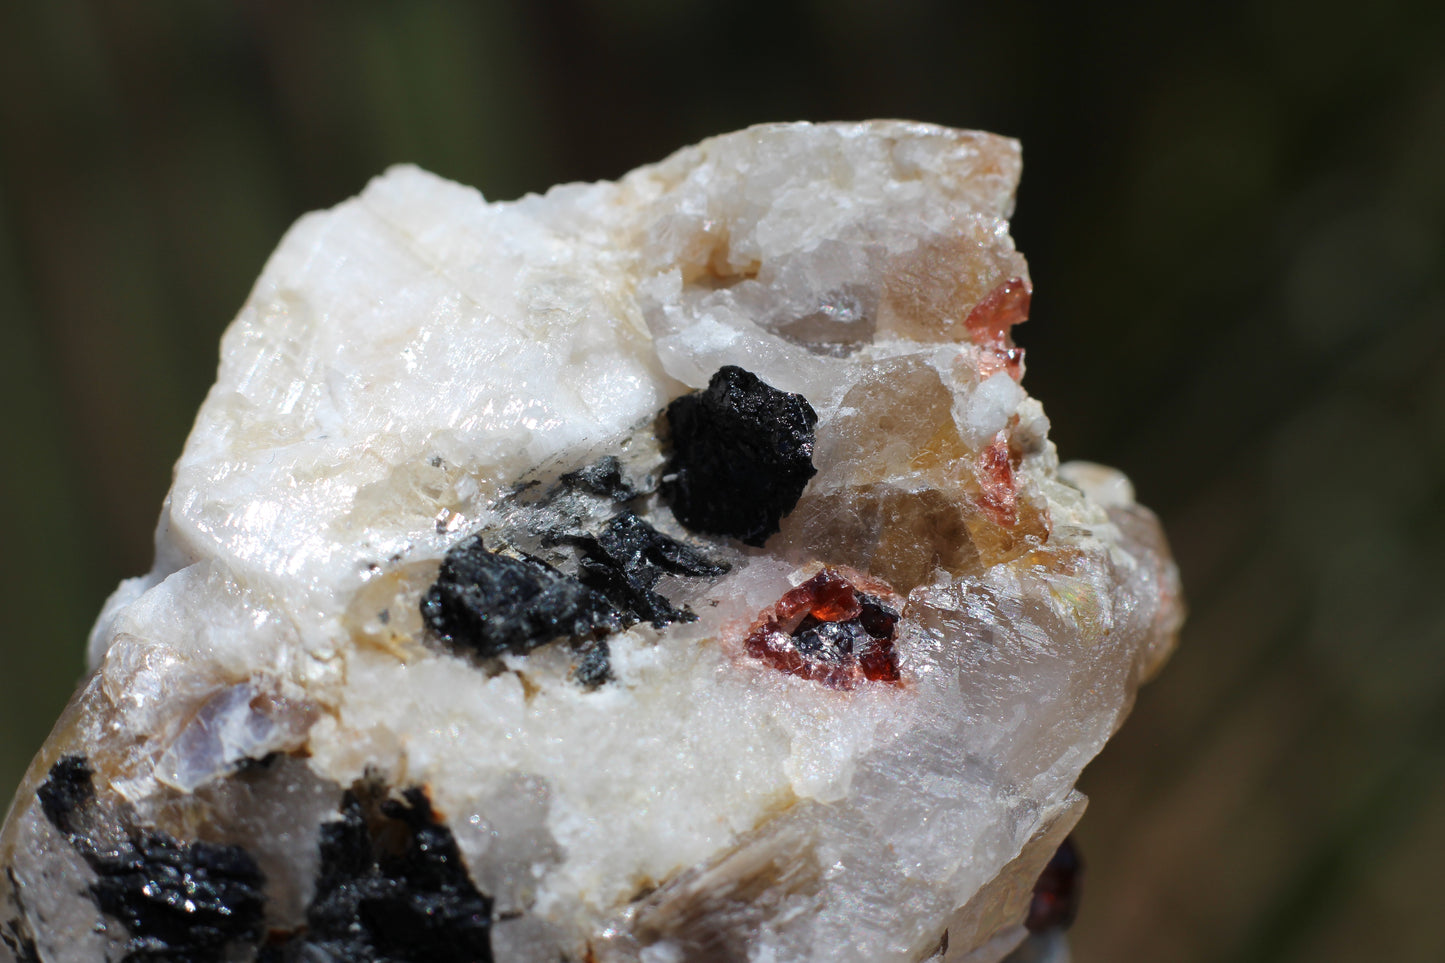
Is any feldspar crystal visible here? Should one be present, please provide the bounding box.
[0,121,1183,963]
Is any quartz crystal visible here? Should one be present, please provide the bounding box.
[0,121,1183,963]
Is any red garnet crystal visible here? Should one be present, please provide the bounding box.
[976,433,1021,528]
[964,277,1030,381]
[743,569,902,689]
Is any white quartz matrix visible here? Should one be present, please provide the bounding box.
[0,121,1182,963]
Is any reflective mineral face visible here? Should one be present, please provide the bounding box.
[0,121,1183,963]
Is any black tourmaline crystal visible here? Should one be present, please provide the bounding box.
[424,510,725,679]
[421,536,620,659]
[557,455,645,501]
[36,756,267,963]
[35,754,95,837]
[662,365,818,546]
[571,640,614,689]
[563,510,728,627]
[263,787,494,963]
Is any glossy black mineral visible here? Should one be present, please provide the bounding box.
[35,754,94,836]
[425,506,724,682]
[571,640,613,689]
[421,536,619,659]
[263,786,493,963]
[561,510,728,627]
[557,455,646,501]
[662,365,817,546]
[36,756,266,963]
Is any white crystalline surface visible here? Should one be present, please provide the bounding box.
[0,121,1183,963]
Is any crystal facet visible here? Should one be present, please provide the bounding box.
[0,121,1183,963]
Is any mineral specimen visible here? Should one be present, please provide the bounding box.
[0,121,1183,963]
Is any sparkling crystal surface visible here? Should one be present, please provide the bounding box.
[0,121,1183,963]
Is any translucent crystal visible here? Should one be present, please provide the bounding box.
[0,121,1182,963]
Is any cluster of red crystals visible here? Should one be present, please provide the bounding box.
[964,277,1030,380]
[743,569,902,689]
[976,433,1020,528]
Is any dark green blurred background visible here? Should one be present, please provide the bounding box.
[1,2,1442,960]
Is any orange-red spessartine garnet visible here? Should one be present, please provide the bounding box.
[976,433,1021,528]
[744,569,902,689]
[965,277,1031,380]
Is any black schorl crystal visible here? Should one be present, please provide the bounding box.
[662,365,817,546]
[36,756,267,963]
[572,641,613,689]
[790,616,874,663]
[91,833,267,962]
[563,510,729,627]
[424,511,725,684]
[421,536,620,659]
[791,593,900,667]
[264,787,494,963]
[557,455,646,501]
[36,754,94,837]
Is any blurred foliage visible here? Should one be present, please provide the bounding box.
[1,1,1442,960]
